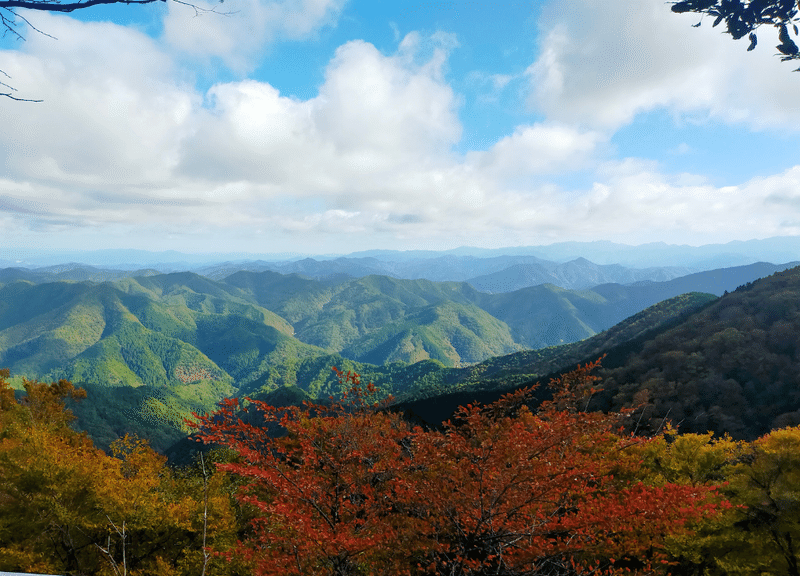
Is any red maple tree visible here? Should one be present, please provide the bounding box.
[191,362,724,576]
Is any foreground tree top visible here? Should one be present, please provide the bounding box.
[672,0,800,67]
[0,0,222,100]
[1,0,220,38]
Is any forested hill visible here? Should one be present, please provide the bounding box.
[219,262,797,352]
[399,265,800,441]
[594,266,800,440]
[0,263,797,450]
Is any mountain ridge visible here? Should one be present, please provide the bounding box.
[7,234,800,276]
[2,260,799,450]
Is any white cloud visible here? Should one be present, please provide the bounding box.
[1,13,194,187]
[552,161,800,244]
[527,0,800,131]
[314,34,461,158]
[1,24,472,249]
[2,8,799,254]
[467,123,605,180]
[162,0,347,71]
[178,33,463,192]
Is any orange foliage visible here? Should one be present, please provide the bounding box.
[0,371,238,576]
[192,361,724,576]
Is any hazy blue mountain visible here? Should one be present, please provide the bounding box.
[207,254,693,290]
[466,258,691,292]
[0,249,312,270]
[3,235,798,270]
[0,268,44,284]
[6,235,800,288]
[349,237,800,268]
[513,237,800,268]
[0,264,161,284]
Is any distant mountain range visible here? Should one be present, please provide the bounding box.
[5,253,799,295]
[2,257,800,451]
[5,235,800,271]
[0,256,695,293]
[196,255,695,292]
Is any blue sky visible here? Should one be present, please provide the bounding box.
[2,0,800,257]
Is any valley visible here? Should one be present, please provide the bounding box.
[2,250,799,451]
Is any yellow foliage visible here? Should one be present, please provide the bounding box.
[636,425,800,575]
[0,371,239,576]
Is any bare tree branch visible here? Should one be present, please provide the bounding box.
[4,7,59,38]
[0,0,164,14]
[0,69,42,101]
[0,0,231,101]
[1,91,44,100]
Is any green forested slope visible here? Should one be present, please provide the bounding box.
[220,270,723,366]
[341,300,520,366]
[391,291,719,409]
[4,263,790,450]
[474,283,612,348]
[397,266,800,440]
[223,272,522,365]
[595,267,800,439]
[0,277,327,450]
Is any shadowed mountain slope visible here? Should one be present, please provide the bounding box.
[596,265,800,440]
[397,265,800,441]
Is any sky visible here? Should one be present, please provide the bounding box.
[2,0,800,257]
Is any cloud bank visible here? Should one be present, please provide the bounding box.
[1,0,799,254]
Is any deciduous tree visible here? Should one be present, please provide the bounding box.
[671,0,800,68]
[194,362,724,576]
[0,371,239,576]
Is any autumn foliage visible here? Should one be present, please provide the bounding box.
[6,362,800,575]
[192,362,724,576]
[0,370,240,576]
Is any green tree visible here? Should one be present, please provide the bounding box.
[640,426,800,575]
[672,0,800,67]
[719,426,800,576]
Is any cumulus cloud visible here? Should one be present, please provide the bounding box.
[576,162,800,243]
[178,32,463,199]
[162,0,347,71]
[1,23,473,249]
[1,13,194,187]
[527,0,800,131]
[467,123,605,181]
[2,6,799,254]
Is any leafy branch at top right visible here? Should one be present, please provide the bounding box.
[671,0,800,68]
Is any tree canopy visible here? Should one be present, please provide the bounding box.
[192,364,724,576]
[671,0,800,67]
[6,364,800,574]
